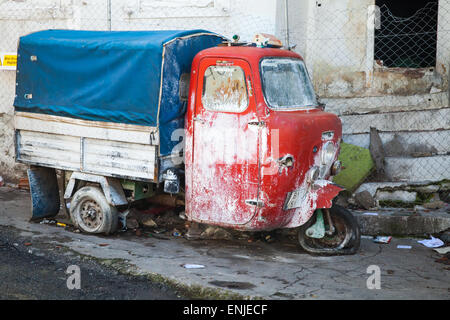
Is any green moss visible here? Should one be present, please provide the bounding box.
[332,143,375,193]
[378,200,415,208]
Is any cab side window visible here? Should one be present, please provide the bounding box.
[201,65,248,112]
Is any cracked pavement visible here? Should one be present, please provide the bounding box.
[0,186,449,299]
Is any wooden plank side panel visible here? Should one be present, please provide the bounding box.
[83,138,156,180]
[17,130,158,182]
[17,130,81,170]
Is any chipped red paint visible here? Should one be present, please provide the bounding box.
[185,46,343,231]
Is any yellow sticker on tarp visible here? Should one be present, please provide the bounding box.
[3,55,17,67]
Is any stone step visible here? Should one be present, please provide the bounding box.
[351,208,450,236]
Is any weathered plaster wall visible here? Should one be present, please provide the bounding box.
[108,0,277,40]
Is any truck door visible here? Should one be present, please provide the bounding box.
[190,58,259,226]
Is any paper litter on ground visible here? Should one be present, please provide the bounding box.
[181,264,205,269]
[397,245,412,249]
[417,236,444,248]
[373,236,392,244]
[433,247,450,254]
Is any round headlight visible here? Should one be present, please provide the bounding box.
[321,142,336,165]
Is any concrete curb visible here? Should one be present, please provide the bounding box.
[352,209,450,236]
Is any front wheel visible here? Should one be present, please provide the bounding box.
[298,205,360,255]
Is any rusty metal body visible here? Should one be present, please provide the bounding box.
[185,46,343,231]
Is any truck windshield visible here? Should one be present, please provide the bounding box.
[261,58,317,109]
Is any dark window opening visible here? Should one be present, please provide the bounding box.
[374,0,438,68]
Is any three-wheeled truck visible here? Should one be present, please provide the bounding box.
[13,29,360,255]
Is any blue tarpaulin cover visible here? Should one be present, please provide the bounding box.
[14,29,224,156]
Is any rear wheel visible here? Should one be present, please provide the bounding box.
[298,205,360,255]
[70,186,118,234]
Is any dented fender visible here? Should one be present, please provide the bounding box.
[313,181,344,209]
[282,180,344,229]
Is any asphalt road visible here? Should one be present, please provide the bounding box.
[1,186,449,300]
[0,226,182,300]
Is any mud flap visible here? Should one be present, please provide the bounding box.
[28,166,60,221]
[305,209,325,239]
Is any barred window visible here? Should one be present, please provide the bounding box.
[374,0,438,68]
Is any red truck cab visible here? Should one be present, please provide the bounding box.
[185,46,347,242]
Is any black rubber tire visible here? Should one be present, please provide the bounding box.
[298,205,360,255]
[69,186,118,234]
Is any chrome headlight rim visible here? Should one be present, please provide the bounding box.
[307,166,320,183]
[321,141,336,166]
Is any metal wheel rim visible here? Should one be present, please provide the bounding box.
[77,199,104,232]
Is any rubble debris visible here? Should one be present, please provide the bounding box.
[417,236,444,248]
[434,247,450,254]
[435,253,450,265]
[181,264,205,269]
[135,206,172,215]
[18,178,30,190]
[140,216,157,228]
[185,222,203,240]
[153,228,167,234]
[126,217,139,230]
[153,210,184,231]
[147,194,185,207]
[172,229,182,237]
[40,219,56,225]
[373,236,392,244]
[354,190,376,210]
[200,226,233,240]
[422,200,446,210]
